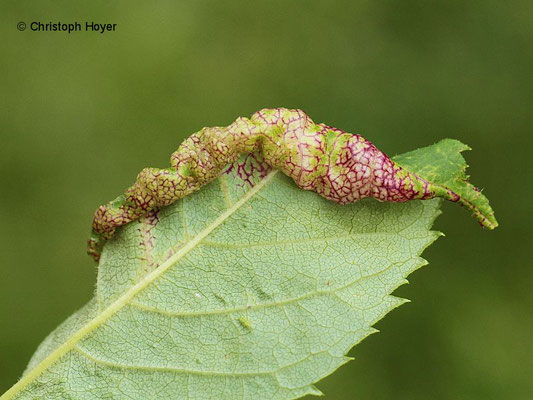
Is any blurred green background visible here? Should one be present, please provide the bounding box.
[1,1,532,398]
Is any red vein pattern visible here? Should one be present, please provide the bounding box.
[88,108,496,261]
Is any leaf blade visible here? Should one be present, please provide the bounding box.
[5,140,486,399]
[393,139,497,229]
[7,168,281,399]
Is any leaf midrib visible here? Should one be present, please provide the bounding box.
[1,170,279,400]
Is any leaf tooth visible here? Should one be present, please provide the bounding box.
[388,295,411,311]
[306,385,324,397]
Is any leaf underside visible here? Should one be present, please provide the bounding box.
[5,140,482,399]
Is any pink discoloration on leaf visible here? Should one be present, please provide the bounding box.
[88,108,497,261]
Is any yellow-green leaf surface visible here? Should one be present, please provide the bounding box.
[3,140,489,400]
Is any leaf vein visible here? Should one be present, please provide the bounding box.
[74,345,340,378]
[201,232,404,249]
[129,255,425,318]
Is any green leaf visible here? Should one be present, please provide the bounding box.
[393,139,497,229]
[3,142,486,399]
